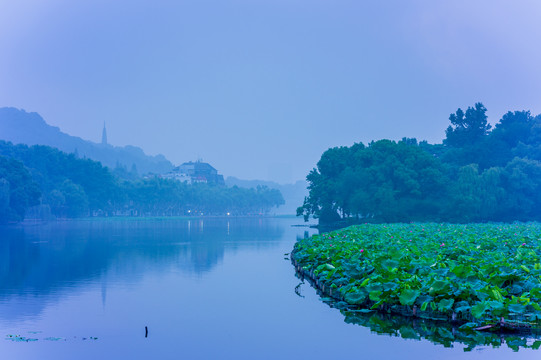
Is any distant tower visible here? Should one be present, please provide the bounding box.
[101,122,108,145]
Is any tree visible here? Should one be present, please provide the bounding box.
[0,155,41,221]
[299,140,448,223]
[60,179,89,217]
[299,103,541,225]
[445,103,491,147]
[442,103,496,169]
[501,157,541,220]
[0,178,9,219]
[47,189,66,216]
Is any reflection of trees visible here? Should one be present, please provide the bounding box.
[0,218,285,320]
[323,303,541,351]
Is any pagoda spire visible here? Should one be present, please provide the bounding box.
[101,122,108,145]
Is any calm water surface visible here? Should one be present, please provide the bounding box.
[0,218,539,359]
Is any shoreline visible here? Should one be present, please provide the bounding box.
[3,214,300,227]
[291,223,541,335]
[292,250,541,350]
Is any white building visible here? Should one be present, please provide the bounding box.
[160,171,192,184]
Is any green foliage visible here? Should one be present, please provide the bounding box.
[58,179,89,217]
[444,103,491,148]
[0,141,119,215]
[0,141,284,221]
[399,289,420,306]
[0,155,41,222]
[299,103,541,224]
[341,310,538,351]
[298,139,449,223]
[292,223,541,328]
[124,179,283,216]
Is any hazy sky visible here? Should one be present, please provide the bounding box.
[1,0,541,183]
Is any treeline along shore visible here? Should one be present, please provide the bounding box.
[298,103,541,225]
[0,141,284,223]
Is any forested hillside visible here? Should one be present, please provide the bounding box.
[0,107,173,175]
[298,103,541,224]
[0,141,284,222]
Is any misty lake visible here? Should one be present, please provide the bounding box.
[0,218,539,359]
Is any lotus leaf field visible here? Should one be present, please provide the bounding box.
[292,223,541,331]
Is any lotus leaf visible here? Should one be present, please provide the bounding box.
[292,223,541,328]
[399,289,420,306]
[437,298,454,312]
[344,292,367,305]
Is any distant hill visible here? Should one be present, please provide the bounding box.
[0,107,173,175]
[225,177,308,215]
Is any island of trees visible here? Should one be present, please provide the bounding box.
[0,141,284,223]
[297,103,541,224]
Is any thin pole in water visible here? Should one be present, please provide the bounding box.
[145,326,148,338]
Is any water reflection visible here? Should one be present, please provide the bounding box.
[0,218,284,321]
[340,308,541,351]
[300,279,541,352]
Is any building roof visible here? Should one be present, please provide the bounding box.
[180,161,217,171]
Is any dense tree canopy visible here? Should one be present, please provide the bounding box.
[299,103,541,224]
[0,155,41,222]
[298,139,448,223]
[0,141,284,221]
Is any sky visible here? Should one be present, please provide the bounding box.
[1,0,541,183]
